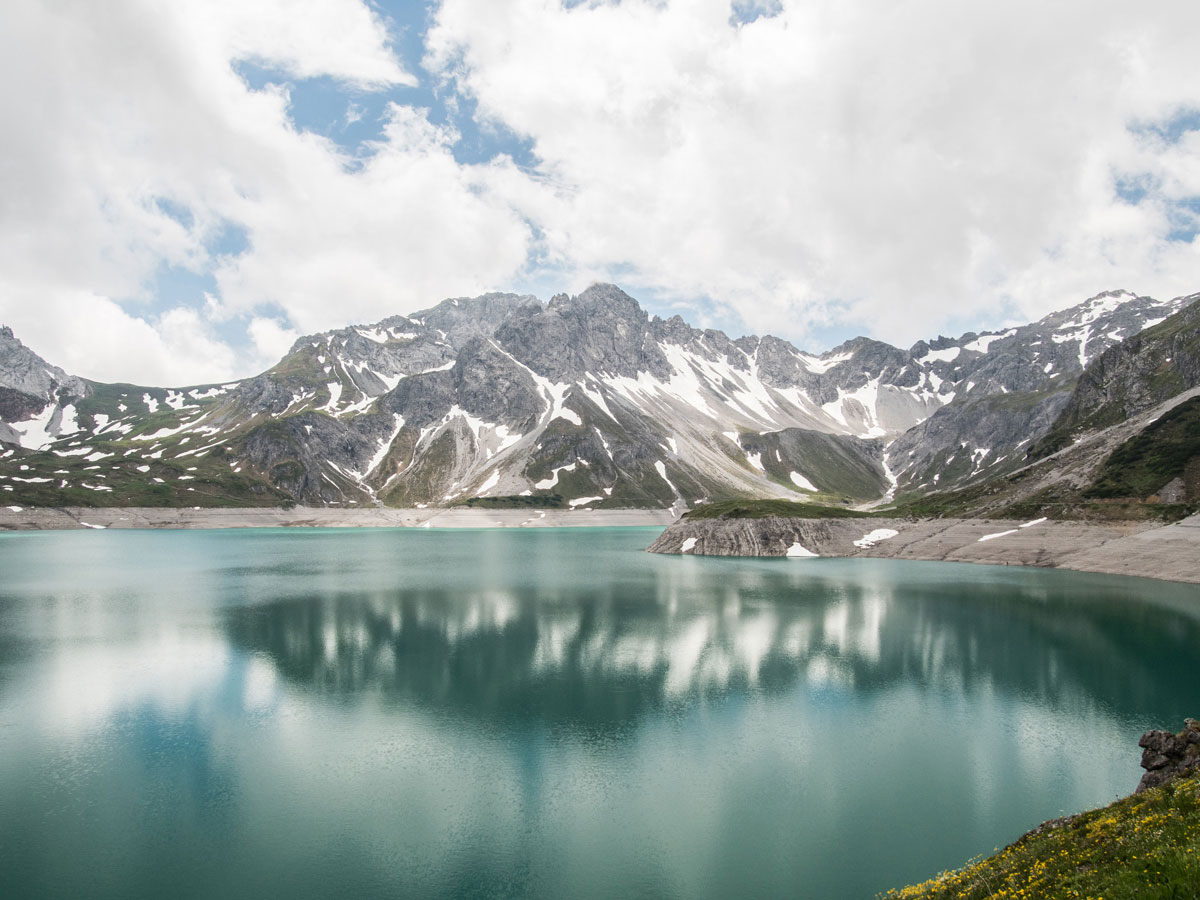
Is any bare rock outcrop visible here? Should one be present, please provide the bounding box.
[1137,718,1200,793]
[644,515,899,556]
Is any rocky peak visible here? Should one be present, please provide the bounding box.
[496,283,670,380]
[0,325,89,404]
[413,292,542,351]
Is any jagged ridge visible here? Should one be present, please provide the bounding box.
[0,285,1192,511]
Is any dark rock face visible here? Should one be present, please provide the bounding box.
[496,283,672,380]
[1032,293,1200,458]
[1137,719,1200,793]
[452,338,543,428]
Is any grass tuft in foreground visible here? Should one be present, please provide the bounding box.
[879,771,1200,900]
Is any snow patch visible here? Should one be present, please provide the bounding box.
[680,537,698,553]
[978,529,1018,542]
[789,471,817,491]
[654,460,680,498]
[962,330,1016,354]
[854,528,899,549]
[799,351,851,374]
[785,542,818,558]
[476,469,501,495]
[921,346,961,363]
[535,462,576,490]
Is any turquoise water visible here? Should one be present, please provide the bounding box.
[0,526,1197,899]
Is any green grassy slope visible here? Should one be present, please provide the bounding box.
[880,770,1200,900]
[683,498,879,520]
[1086,396,1200,502]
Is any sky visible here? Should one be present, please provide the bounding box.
[1,0,1198,386]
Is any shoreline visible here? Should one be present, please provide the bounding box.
[0,505,677,531]
[646,513,1200,585]
[3,504,1198,586]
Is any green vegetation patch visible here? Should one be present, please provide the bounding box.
[684,499,877,520]
[459,494,565,509]
[1086,396,1200,500]
[880,770,1200,900]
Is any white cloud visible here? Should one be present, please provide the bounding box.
[211,103,534,333]
[0,0,531,384]
[247,315,301,369]
[427,0,1200,344]
[3,287,241,386]
[2,0,1199,388]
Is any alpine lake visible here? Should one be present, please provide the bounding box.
[1,526,1197,900]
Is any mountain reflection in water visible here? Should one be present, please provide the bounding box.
[2,527,1199,900]
[224,552,1199,735]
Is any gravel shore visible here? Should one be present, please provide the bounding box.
[646,513,1200,584]
[0,505,676,531]
[4,505,1196,585]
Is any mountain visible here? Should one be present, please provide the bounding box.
[0,284,1192,512]
[886,290,1194,499]
[893,292,1200,520]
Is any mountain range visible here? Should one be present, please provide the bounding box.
[1,283,1197,516]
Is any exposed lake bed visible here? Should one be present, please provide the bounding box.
[3,505,1198,584]
[1,526,1198,899]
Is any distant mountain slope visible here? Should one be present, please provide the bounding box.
[1030,292,1200,457]
[0,284,1192,511]
[892,295,1200,521]
[888,290,1193,498]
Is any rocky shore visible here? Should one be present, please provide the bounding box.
[647,513,1200,584]
[0,506,676,531]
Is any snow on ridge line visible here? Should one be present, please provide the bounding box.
[798,351,852,374]
[921,346,960,363]
[962,329,1016,354]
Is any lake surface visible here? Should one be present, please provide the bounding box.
[1,527,1198,900]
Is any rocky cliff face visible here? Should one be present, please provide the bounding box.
[1138,719,1200,793]
[0,284,1193,509]
[0,327,91,449]
[888,290,1194,498]
[1031,293,1200,457]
